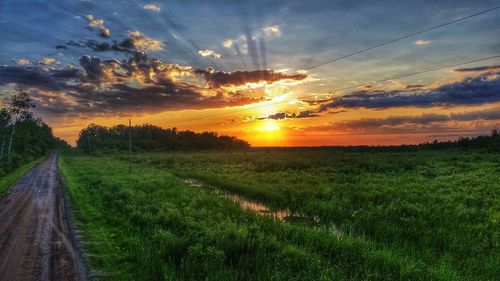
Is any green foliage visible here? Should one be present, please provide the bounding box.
[61,150,499,281]
[0,157,44,196]
[75,123,250,153]
[125,149,500,280]
[0,90,69,176]
[0,110,68,175]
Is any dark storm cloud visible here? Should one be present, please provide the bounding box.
[65,32,164,54]
[0,66,81,91]
[66,40,128,53]
[318,75,500,111]
[0,65,217,115]
[198,69,307,88]
[30,82,262,116]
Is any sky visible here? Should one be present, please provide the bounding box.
[0,0,499,146]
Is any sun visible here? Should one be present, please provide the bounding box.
[245,119,286,146]
[259,120,281,132]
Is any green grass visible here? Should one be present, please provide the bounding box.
[0,156,45,196]
[60,150,500,280]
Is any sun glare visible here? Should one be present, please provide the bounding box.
[259,120,281,132]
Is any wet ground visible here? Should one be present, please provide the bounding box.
[0,153,88,281]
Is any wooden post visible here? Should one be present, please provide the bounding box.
[87,131,91,160]
[128,119,132,173]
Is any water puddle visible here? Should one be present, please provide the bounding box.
[182,178,290,220]
[181,178,344,237]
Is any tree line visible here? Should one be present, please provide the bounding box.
[76,123,250,153]
[0,90,69,175]
[363,130,500,152]
[256,130,500,153]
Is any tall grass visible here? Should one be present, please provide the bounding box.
[59,152,481,280]
[122,149,500,280]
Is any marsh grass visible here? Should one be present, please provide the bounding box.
[61,149,499,280]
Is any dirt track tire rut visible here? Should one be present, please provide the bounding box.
[0,153,88,281]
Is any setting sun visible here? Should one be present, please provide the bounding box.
[259,120,281,132]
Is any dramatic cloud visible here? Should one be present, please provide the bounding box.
[143,4,161,12]
[198,49,221,59]
[414,39,431,46]
[318,74,500,111]
[308,107,500,134]
[0,26,310,119]
[0,63,262,116]
[198,69,307,88]
[0,49,305,117]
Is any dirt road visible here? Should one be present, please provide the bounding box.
[0,153,88,281]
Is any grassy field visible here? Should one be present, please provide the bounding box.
[61,149,499,281]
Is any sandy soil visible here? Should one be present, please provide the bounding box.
[0,153,88,281]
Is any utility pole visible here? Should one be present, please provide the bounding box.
[128,119,132,173]
[87,131,92,161]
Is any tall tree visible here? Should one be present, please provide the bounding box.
[6,89,35,161]
[0,109,11,160]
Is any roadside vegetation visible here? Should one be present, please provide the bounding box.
[0,89,68,176]
[0,157,44,196]
[61,139,499,280]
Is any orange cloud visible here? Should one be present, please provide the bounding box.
[124,31,164,51]
[14,59,30,65]
[39,58,56,65]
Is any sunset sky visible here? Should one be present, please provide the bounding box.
[1,0,499,146]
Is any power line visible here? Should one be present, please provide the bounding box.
[167,6,500,125]
[171,55,500,125]
[167,6,500,123]
[304,6,500,71]
[316,55,500,97]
